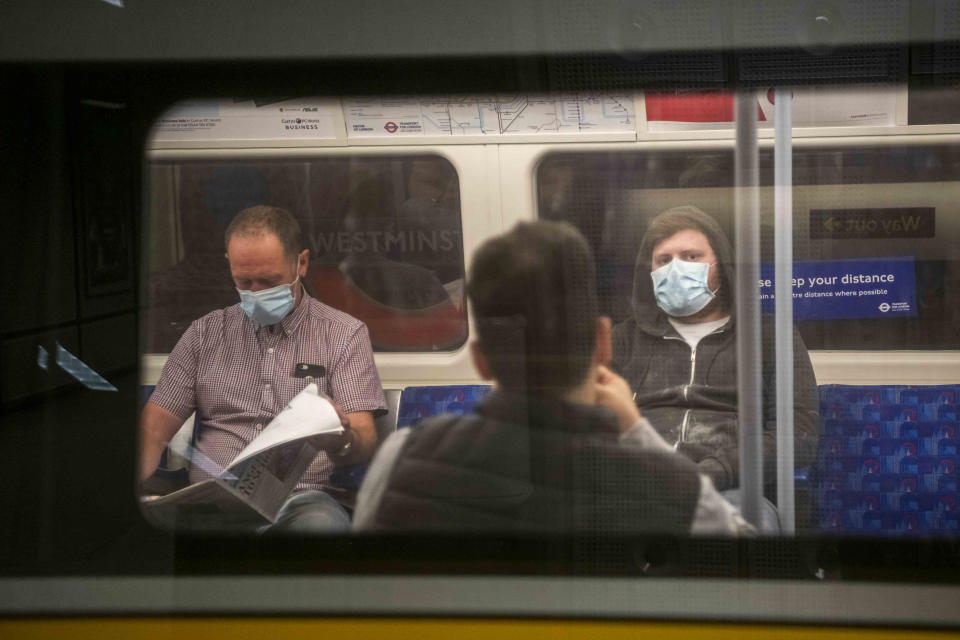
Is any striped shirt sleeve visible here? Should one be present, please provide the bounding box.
[148,321,200,420]
[329,323,386,416]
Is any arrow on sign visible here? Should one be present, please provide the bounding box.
[822,217,839,232]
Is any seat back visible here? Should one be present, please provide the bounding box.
[375,388,402,441]
[817,384,960,535]
[396,384,492,429]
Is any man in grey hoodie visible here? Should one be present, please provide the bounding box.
[612,206,819,531]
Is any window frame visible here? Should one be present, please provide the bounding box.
[512,135,960,385]
[142,146,495,389]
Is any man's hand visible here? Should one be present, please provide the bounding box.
[593,365,642,434]
[675,442,713,462]
[323,426,356,457]
[676,442,729,490]
[322,395,350,429]
[318,396,378,465]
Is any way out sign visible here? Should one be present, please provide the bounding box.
[810,207,935,239]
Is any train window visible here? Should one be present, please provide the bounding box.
[145,156,467,353]
[537,146,960,350]
[14,4,960,628]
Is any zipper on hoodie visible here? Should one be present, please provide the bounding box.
[663,323,727,447]
[663,335,693,446]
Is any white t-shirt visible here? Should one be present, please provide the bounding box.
[668,315,730,349]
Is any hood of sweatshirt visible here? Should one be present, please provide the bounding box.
[631,205,737,336]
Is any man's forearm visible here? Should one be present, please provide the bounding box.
[138,402,186,483]
[138,437,167,483]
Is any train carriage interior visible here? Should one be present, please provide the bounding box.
[4,0,960,636]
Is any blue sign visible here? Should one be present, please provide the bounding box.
[759,257,916,321]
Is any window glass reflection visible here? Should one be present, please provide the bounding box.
[145,156,467,354]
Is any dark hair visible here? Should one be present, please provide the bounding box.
[467,221,598,396]
[640,205,716,260]
[224,205,304,259]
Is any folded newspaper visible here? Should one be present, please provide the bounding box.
[141,383,345,530]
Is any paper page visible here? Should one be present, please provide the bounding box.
[227,383,344,471]
[140,480,272,529]
[224,440,323,522]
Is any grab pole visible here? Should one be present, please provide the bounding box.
[774,87,796,534]
[734,89,764,529]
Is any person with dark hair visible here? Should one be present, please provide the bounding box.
[139,205,387,531]
[353,220,750,534]
[612,206,819,531]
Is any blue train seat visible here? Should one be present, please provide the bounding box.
[392,383,960,538]
[396,385,492,429]
[330,385,491,493]
[816,384,960,536]
[142,381,960,536]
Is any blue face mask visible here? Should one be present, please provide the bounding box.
[238,275,299,326]
[650,259,718,317]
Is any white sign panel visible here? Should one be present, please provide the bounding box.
[758,86,897,127]
[645,87,897,132]
[151,98,341,142]
[343,94,636,138]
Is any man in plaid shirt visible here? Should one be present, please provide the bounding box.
[139,205,387,531]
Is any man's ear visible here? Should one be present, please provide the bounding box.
[594,316,612,366]
[469,341,495,380]
[297,248,310,277]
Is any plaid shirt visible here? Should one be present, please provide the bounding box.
[149,289,386,490]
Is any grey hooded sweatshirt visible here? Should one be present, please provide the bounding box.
[611,207,819,493]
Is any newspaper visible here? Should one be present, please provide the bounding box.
[140,384,344,530]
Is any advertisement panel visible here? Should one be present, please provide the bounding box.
[760,257,917,321]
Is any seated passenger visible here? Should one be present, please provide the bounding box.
[611,205,819,531]
[139,205,387,531]
[354,221,750,534]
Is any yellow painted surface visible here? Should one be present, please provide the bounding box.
[2,618,960,640]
